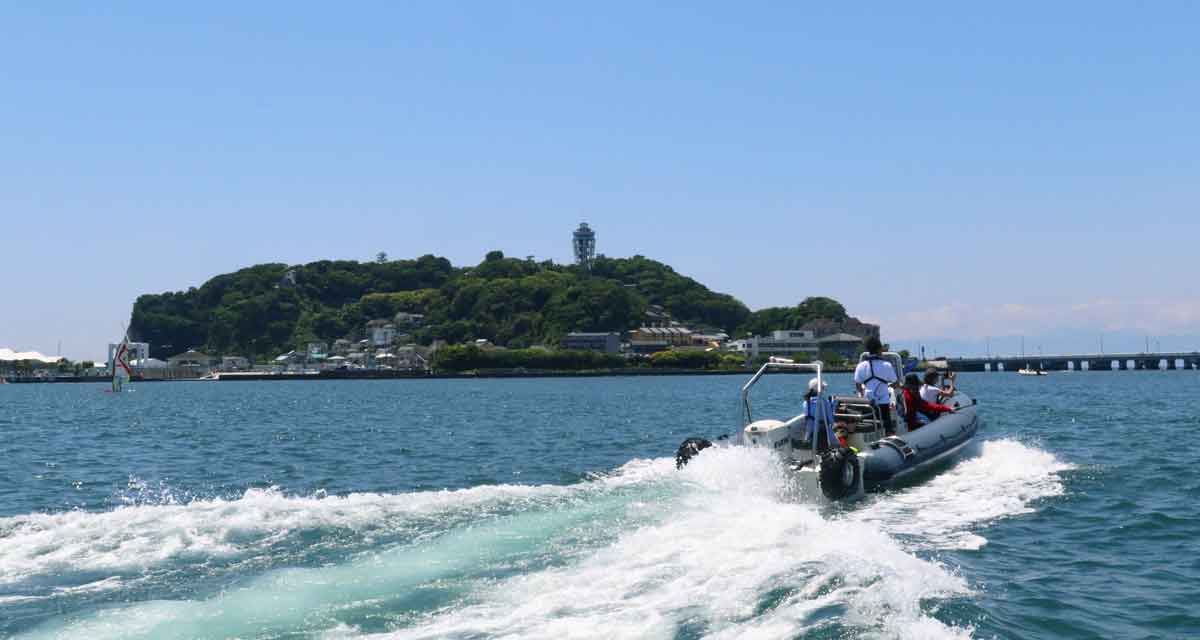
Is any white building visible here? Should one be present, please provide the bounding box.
[167,350,217,370]
[728,330,819,360]
[367,320,398,346]
[107,342,150,367]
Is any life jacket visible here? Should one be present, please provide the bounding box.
[860,356,894,405]
[861,356,889,386]
[803,395,839,450]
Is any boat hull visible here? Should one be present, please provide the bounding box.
[860,405,980,489]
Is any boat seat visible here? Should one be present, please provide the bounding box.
[831,396,882,434]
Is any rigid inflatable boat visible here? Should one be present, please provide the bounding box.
[675,353,981,501]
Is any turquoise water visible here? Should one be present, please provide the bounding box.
[1,372,1198,639]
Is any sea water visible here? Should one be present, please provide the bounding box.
[1,372,1197,639]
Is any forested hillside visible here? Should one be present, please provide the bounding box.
[129,252,865,360]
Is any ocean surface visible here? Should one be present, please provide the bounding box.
[1,372,1198,639]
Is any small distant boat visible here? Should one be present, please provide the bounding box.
[1017,367,1048,376]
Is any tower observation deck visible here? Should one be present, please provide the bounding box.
[573,222,596,269]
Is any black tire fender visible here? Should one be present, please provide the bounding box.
[819,447,862,501]
[675,437,713,469]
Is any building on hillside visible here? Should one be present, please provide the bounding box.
[642,305,671,328]
[728,330,819,360]
[221,356,251,371]
[817,333,866,360]
[367,320,397,346]
[168,350,217,371]
[630,326,693,346]
[562,332,620,354]
[307,342,328,359]
[395,346,429,371]
[278,268,298,288]
[394,312,425,326]
[332,339,353,356]
[690,332,730,348]
[273,350,305,367]
[628,340,671,355]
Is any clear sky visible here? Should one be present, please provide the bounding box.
[2,3,1198,361]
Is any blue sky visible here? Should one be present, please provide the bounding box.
[2,3,1198,360]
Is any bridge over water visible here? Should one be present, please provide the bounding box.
[946,352,1200,372]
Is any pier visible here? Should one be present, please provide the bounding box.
[947,352,1200,372]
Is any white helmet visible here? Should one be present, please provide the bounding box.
[808,377,827,393]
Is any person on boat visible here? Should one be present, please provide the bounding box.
[854,336,898,435]
[901,373,955,431]
[920,369,955,404]
[800,377,838,447]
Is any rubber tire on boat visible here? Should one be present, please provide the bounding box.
[818,447,861,501]
[675,437,713,469]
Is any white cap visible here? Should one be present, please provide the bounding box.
[808,377,827,392]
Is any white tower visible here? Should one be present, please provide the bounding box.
[573,222,596,269]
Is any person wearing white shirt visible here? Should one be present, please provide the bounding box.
[853,336,898,435]
[920,369,956,404]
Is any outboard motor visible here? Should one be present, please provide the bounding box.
[818,447,862,501]
[743,419,792,452]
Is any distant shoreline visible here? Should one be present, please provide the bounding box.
[3,366,858,384]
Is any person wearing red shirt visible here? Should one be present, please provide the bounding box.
[900,373,954,431]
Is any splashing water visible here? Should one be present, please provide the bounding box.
[6,438,1070,640]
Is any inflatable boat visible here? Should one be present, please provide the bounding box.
[675,354,981,501]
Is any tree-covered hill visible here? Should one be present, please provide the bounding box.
[129,252,869,360]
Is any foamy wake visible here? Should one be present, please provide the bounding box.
[0,458,672,587]
[850,438,1075,551]
[348,449,975,640]
[9,439,1073,640]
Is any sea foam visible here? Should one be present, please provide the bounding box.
[8,439,1072,639]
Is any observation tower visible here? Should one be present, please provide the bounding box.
[572,222,596,269]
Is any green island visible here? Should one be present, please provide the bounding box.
[125,252,878,375]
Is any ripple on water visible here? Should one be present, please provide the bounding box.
[2,373,1199,638]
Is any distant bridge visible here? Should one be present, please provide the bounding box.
[946,352,1200,372]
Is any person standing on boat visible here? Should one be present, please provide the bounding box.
[853,336,898,435]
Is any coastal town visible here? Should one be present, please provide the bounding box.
[0,303,877,382]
